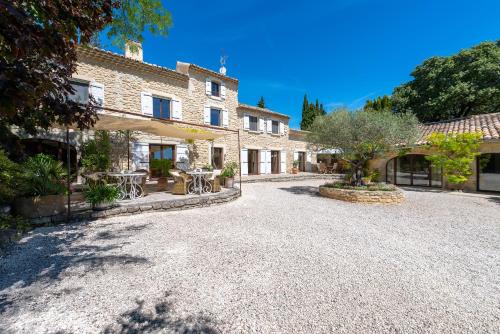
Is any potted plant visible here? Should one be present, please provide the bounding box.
[150,159,171,185]
[292,160,300,174]
[14,154,67,218]
[84,183,120,210]
[220,161,238,188]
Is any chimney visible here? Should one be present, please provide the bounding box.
[125,40,143,62]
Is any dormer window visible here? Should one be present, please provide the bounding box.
[211,81,220,97]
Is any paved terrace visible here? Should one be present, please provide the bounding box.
[1,179,499,333]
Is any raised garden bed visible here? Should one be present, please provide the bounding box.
[319,182,404,204]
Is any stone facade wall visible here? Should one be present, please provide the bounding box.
[370,141,500,192]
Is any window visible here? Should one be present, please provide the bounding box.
[386,154,441,187]
[478,153,500,192]
[69,81,89,104]
[211,81,220,97]
[149,144,175,178]
[249,116,258,131]
[210,108,221,126]
[271,120,279,134]
[212,147,223,169]
[153,97,171,119]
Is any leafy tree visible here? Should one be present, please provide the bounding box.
[106,0,173,50]
[0,150,21,204]
[300,94,326,130]
[257,96,266,108]
[81,131,112,172]
[392,40,500,122]
[364,95,392,112]
[0,0,173,153]
[307,108,419,185]
[425,132,482,187]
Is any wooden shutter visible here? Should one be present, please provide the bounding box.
[204,106,211,124]
[222,109,229,127]
[306,151,313,172]
[243,115,249,130]
[259,118,265,132]
[280,150,287,174]
[241,149,248,175]
[205,79,211,95]
[89,82,104,106]
[279,121,284,135]
[172,99,182,120]
[293,151,299,162]
[266,119,272,133]
[141,92,153,116]
[221,82,226,99]
[176,144,189,162]
[260,150,267,174]
[265,150,271,174]
[132,142,149,170]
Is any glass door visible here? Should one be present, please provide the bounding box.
[149,144,174,178]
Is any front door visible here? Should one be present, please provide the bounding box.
[149,144,175,178]
[248,149,259,175]
[271,150,280,174]
[298,152,306,172]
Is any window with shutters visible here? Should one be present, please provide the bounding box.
[68,81,89,104]
[210,108,221,126]
[249,116,258,131]
[271,120,279,134]
[153,97,171,119]
[211,81,220,97]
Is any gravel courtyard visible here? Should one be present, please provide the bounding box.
[1,179,499,333]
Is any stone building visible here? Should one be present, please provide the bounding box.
[66,44,316,177]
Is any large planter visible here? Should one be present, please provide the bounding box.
[14,194,66,218]
[224,177,235,188]
[92,202,115,211]
[319,185,404,204]
[291,167,299,174]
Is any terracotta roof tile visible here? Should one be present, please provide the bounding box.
[419,112,500,143]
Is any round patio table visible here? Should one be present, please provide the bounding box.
[107,172,147,200]
[186,170,212,195]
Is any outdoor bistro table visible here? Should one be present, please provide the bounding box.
[107,171,147,200]
[186,170,212,195]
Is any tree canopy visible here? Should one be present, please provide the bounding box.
[300,95,326,130]
[364,95,392,112]
[307,108,419,184]
[257,96,266,108]
[392,40,500,122]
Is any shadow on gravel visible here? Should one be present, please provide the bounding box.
[103,292,220,334]
[486,196,500,205]
[278,186,320,197]
[0,223,149,313]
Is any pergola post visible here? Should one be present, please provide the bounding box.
[66,128,71,223]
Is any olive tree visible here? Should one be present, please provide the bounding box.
[307,108,420,185]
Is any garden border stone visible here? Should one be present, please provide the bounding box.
[319,185,404,204]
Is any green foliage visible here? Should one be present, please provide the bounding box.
[81,131,112,172]
[307,108,419,184]
[324,182,396,191]
[0,213,31,236]
[202,164,214,171]
[300,95,326,130]
[20,154,67,197]
[150,159,172,176]
[425,132,482,185]
[392,40,500,122]
[364,95,392,112]
[106,0,173,50]
[293,160,300,168]
[84,183,120,206]
[220,161,238,178]
[257,96,266,108]
[0,150,21,204]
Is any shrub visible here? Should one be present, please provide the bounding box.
[220,161,238,178]
[20,154,66,197]
[81,130,111,172]
[0,150,21,204]
[84,183,120,207]
[150,159,172,177]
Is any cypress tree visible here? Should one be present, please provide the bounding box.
[300,94,310,130]
[257,96,266,108]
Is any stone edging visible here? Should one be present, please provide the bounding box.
[319,186,404,204]
[241,174,344,183]
[32,188,241,225]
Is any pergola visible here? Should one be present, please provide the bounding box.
[58,110,240,221]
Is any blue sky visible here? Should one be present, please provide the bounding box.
[103,0,499,128]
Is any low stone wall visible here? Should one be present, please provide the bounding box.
[241,173,344,183]
[319,186,404,204]
[32,187,241,225]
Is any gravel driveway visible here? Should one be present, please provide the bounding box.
[1,180,499,333]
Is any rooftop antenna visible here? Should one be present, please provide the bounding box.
[219,50,227,76]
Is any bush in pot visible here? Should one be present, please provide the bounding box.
[84,183,120,210]
[220,161,238,188]
[14,154,67,218]
[292,160,300,174]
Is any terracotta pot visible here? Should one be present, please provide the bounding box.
[14,194,66,218]
[292,167,299,174]
[224,177,234,188]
